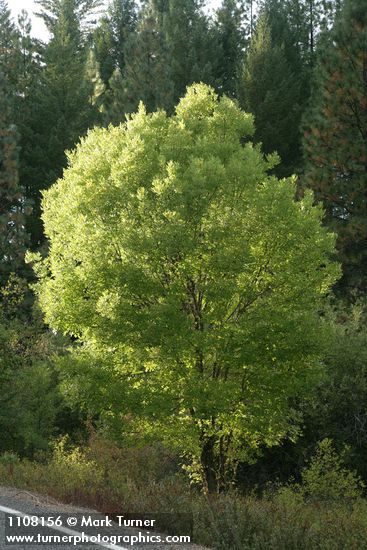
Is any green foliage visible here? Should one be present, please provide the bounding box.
[302,0,367,293]
[24,0,100,247]
[94,0,137,85]
[160,0,217,104]
[0,276,66,456]
[0,72,29,283]
[106,0,218,120]
[2,440,367,550]
[92,0,138,120]
[32,83,339,492]
[298,301,367,480]
[240,12,304,176]
[106,2,174,118]
[213,0,247,97]
[0,0,20,91]
[300,438,364,501]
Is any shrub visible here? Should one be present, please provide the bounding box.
[300,439,364,501]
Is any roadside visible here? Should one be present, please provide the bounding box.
[0,487,209,550]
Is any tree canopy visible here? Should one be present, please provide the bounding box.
[302,0,367,294]
[33,84,339,491]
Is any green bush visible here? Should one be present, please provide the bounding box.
[300,439,364,501]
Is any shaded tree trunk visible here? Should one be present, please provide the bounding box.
[201,436,218,494]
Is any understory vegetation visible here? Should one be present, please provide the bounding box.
[1,436,367,549]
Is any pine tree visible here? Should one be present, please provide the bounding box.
[92,0,138,122]
[0,72,28,284]
[213,0,246,97]
[240,13,303,176]
[0,0,19,97]
[161,0,216,103]
[24,0,100,247]
[105,0,216,121]
[108,1,174,118]
[108,0,138,73]
[302,0,367,293]
[93,0,138,87]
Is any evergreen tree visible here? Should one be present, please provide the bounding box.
[0,73,28,284]
[262,0,304,69]
[92,0,138,122]
[92,17,115,88]
[240,13,303,176]
[104,0,216,121]
[0,0,19,97]
[93,0,138,88]
[302,0,367,293]
[108,1,173,118]
[24,0,100,247]
[15,11,42,225]
[213,0,246,97]
[160,0,216,103]
[108,0,138,73]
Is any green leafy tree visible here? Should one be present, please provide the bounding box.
[240,13,304,176]
[300,438,364,501]
[0,276,64,456]
[302,0,367,294]
[33,84,339,492]
[298,302,367,483]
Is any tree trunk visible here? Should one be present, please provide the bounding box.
[200,436,218,494]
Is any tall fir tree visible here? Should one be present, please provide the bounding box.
[213,0,246,97]
[92,0,138,122]
[104,0,216,122]
[93,0,138,87]
[23,0,100,247]
[160,0,216,103]
[0,72,28,284]
[15,11,42,222]
[0,0,19,97]
[240,13,303,176]
[107,0,173,119]
[302,0,367,294]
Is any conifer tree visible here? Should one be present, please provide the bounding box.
[0,0,19,96]
[240,13,303,176]
[93,0,138,88]
[160,0,216,103]
[302,0,367,293]
[213,0,246,97]
[108,1,174,118]
[0,73,28,283]
[24,0,100,247]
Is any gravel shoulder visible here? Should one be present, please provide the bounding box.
[0,487,210,550]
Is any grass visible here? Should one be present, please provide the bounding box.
[1,436,367,549]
